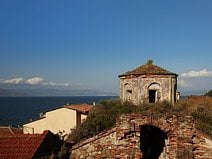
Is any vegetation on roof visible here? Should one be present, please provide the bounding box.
[67,96,212,144]
[147,59,153,64]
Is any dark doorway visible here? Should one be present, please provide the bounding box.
[149,90,156,103]
[174,84,177,102]
[140,125,167,159]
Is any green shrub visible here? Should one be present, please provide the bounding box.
[68,102,114,143]
[205,90,212,97]
[67,99,138,143]
[192,106,212,135]
[67,99,212,143]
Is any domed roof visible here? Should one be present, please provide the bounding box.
[119,60,178,77]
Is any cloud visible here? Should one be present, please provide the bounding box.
[181,69,212,77]
[2,78,24,84]
[26,77,44,85]
[42,82,72,86]
[0,76,73,87]
[178,79,192,87]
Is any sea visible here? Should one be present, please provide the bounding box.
[0,96,116,127]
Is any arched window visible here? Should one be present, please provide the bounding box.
[124,83,132,102]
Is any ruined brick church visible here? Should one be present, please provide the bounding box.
[70,60,212,159]
[119,60,178,105]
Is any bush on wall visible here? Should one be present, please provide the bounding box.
[67,98,212,144]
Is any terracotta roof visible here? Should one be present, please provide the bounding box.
[0,131,47,159]
[0,126,23,134]
[65,103,92,114]
[0,131,62,159]
[119,60,178,77]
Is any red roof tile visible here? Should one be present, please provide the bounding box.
[65,103,92,114]
[0,126,23,134]
[0,131,59,159]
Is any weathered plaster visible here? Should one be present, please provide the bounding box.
[120,75,177,105]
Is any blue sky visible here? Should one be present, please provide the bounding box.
[0,0,212,94]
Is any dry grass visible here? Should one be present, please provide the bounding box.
[187,96,212,136]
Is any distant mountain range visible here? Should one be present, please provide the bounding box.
[179,89,207,96]
[0,88,27,96]
[0,84,117,96]
[0,84,207,97]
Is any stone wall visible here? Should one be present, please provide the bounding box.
[70,114,212,159]
[120,74,177,105]
[71,128,117,159]
[193,131,212,159]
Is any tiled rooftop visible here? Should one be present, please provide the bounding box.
[0,126,23,134]
[119,60,178,77]
[65,103,92,114]
[0,131,51,159]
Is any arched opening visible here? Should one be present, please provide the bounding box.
[124,83,132,102]
[140,125,167,159]
[148,83,161,103]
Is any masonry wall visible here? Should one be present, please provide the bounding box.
[70,114,212,159]
[120,75,177,105]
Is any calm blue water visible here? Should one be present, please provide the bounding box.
[0,96,115,127]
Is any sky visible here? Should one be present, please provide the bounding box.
[0,0,212,95]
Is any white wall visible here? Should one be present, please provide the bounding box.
[23,107,87,138]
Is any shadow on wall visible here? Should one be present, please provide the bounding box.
[140,125,167,159]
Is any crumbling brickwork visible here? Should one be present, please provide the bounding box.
[70,114,212,159]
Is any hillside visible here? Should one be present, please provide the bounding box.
[187,95,212,108]
[68,96,212,144]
